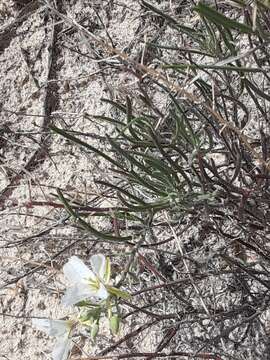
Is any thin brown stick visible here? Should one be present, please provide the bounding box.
[79,350,221,359]
[131,276,206,296]
[98,319,161,356]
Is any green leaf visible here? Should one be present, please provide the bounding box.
[107,286,131,299]
[76,300,93,307]
[244,78,270,102]
[91,114,125,126]
[126,96,133,122]
[142,0,203,41]
[96,180,147,206]
[104,257,111,284]
[107,136,168,195]
[79,307,101,324]
[90,322,99,340]
[256,0,270,9]
[194,3,254,34]
[101,98,127,113]
[109,315,121,335]
[164,63,263,73]
[57,189,132,242]
[50,125,125,170]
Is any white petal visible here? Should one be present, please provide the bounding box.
[32,319,68,337]
[90,254,106,279]
[62,283,97,307]
[52,336,73,360]
[63,256,94,284]
[94,282,108,300]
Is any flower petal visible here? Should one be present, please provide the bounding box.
[94,282,108,300]
[52,336,73,360]
[32,319,68,337]
[90,254,106,279]
[63,256,94,284]
[62,283,97,307]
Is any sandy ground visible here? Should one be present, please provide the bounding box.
[0,1,156,358]
[2,2,270,360]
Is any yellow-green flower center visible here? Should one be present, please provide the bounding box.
[88,277,100,290]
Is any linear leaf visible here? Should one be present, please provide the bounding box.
[164,64,264,73]
[50,125,125,170]
[57,189,132,242]
[96,180,147,205]
[142,0,202,41]
[195,3,254,34]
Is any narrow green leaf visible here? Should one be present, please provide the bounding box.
[195,3,254,34]
[109,315,121,335]
[96,180,147,205]
[164,63,263,73]
[107,136,169,193]
[57,189,132,242]
[104,257,111,284]
[107,286,131,299]
[147,126,192,189]
[101,98,127,113]
[50,125,125,170]
[126,96,133,122]
[91,114,125,126]
[244,78,270,101]
[142,0,202,40]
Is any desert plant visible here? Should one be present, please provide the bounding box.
[31,1,270,358]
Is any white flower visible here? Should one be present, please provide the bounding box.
[62,254,110,307]
[32,318,74,360]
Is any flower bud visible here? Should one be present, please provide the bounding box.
[91,322,99,340]
[109,315,120,335]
